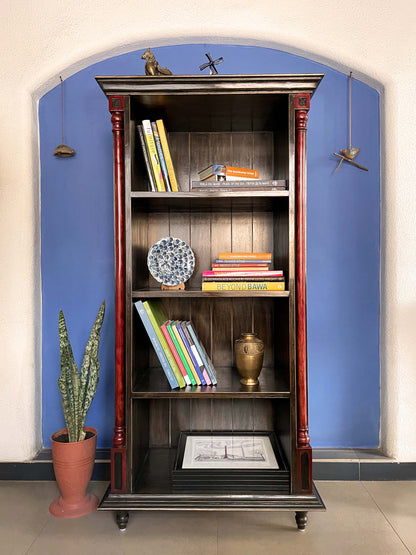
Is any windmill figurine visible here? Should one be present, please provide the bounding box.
[199,52,223,75]
[333,72,368,172]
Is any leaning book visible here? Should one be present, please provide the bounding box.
[134,301,179,389]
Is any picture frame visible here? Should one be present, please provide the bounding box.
[172,431,289,492]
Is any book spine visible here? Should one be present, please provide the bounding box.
[218,252,272,260]
[161,322,191,385]
[142,301,185,388]
[152,122,172,191]
[211,263,269,268]
[142,120,165,191]
[134,301,179,389]
[137,125,156,191]
[166,322,197,385]
[215,259,272,264]
[185,322,217,385]
[203,270,283,277]
[201,281,286,291]
[192,180,285,188]
[203,276,284,283]
[180,322,211,385]
[176,322,206,385]
[170,322,201,385]
[156,119,179,191]
[225,166,259,179]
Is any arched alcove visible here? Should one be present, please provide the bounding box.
[40,44,380,449]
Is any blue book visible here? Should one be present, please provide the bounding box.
[185,321,217,385]
[134,301,179,389]
[175,321,206,385]
[152,122,172,191]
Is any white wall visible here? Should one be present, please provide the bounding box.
[0,0,415,461]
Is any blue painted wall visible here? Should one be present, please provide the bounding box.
[40,44,380,448]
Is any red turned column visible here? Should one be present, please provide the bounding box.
[109,95,126,493]
[294,93,312,494]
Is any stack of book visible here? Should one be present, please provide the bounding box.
[137,119,179,192]
[191,164,286,192]
[135,300,217,389]
[202,252,285,292]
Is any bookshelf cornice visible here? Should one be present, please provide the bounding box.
[95,74,324,97]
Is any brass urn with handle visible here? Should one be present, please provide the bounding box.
[235,332,264,386]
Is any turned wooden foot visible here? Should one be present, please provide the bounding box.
[116,511,129,531]
[295,511,308,530]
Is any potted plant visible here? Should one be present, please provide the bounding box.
[49,301,105,518]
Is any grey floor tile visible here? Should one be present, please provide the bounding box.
[0,481,59,555]
[28,483,218,555]
[364,481,416,554]
[217,481,409,555]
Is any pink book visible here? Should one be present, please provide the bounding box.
[202,270,283,277]
[161,322,191,386]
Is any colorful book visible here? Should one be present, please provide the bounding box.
[198,164,259,181]
[156,119,179,191]
[185,321,217,385]
[203,270,283,278]
[175,321,207,385]
[134,301,179,389]
[142,120,165,191]
[137,125,156,191]
[215,259,272,264]
[152,122,172,191]
[202,281,285,291]
[211,263,269,269]
[166,321,197,386]
[180,322,211,385]
[203,277,284,283]
[218,252,272,260]
[170,321,201,385]
[142,301,186,388]
[160,321,191,385]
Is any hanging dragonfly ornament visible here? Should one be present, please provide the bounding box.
[333,72,368,172]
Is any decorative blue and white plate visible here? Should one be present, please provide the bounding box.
[147,237,195,286]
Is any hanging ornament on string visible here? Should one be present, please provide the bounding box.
[333,72,368,172]
[53,76,75,157]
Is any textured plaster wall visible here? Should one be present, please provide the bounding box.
[0,0,415,460]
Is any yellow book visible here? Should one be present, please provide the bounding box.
[142,120,165,191]
[156,119,179,191]
[202,281,285,291]
[171,322,201,384]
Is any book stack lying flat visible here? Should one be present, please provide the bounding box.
[191,164,286,192]
[202,252,285,292]
[135,300,217,389]
[137,119,179,192]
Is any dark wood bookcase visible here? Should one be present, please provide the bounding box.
[96,74,325,530]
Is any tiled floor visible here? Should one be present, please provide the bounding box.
[0,481,415,554]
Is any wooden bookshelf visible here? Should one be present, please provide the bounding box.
[96,74,325,531]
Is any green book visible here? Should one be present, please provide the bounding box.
[142,301,186,388]
[166,321,197,386]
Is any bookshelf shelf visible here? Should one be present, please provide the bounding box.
[96,74,325,531]
[132,366,291,398]
[132,289,290,299]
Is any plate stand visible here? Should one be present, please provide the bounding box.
[161,282,185,291]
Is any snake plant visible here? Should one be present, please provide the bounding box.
[58,301,105,442]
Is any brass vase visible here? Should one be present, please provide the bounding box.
[235,333,264,386]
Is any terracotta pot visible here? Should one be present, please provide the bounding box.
[49,426,99,518]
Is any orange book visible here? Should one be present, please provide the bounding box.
[225,166,259,179]
[218,252,272,260]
